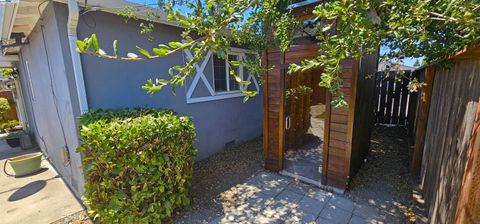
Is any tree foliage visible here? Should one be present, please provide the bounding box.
[77,0,480,107]
[0,97,10,122]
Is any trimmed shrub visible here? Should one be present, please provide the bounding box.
[78,108,197,223]
[0,97,10,122]
[0,119,20,132]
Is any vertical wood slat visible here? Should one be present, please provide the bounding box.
[345,60,359,183]
[399,72,411,125]
[384,77,395,124]
[454,101,480,224]
[372,74,380,123]
[411,67,435,174]
[292,72,301,146]
[303,71,312,136]
[299,71,309,143]
[263,50,285,171]
[378,76,388,123]
[392,75,402,124]
[285,72,294,150]
[262,49,269,169]
[322,91,332,185]
[406,72,419,136]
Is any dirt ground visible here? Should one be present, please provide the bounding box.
[346,125,416,223]
[170,138,264,223]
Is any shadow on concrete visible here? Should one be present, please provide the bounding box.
[8,180,47,201]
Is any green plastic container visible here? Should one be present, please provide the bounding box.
[7,152,42,176]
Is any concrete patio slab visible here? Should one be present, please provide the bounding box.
[1,143,84,224]
[210,171,386,224]
[319,204,352,224]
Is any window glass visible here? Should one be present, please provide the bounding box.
[213,54,227,92]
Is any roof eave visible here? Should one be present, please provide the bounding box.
[56,0,181,28]
[0,0,20,55]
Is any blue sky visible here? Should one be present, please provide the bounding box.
[127,0,421,66]
[402,57,421,67]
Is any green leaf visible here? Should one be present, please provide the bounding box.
[179,19,190,27]
[242,89,257,97]
[234,75,242,82]
[152,48,170,57]
[113,40,118,57]
[91,34,99,52]
[168,42,183,49]
[85,164,95,171]
[85,38,92,51]
[230,60,240,67]
[206,0,215,11]
[136,46,151,58]
[76,40,86,52]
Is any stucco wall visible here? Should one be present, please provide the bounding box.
[14,2,262,199]
[58,5,264,159]
[16,3,84,196]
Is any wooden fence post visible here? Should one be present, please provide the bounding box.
[411,66,436,175]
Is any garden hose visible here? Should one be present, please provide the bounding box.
[3,159,14,176]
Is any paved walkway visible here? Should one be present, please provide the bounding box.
[210,171,385,224]
[0,141,85,224]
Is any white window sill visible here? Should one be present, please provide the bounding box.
[186,91,258,104]
[214,90,242,95]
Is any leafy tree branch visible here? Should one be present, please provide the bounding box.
[77,0,480,107]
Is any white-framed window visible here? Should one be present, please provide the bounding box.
[183,48,260,104]
[212,53,242,93]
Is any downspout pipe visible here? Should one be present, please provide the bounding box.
[67,0,88,114]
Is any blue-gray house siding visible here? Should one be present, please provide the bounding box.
[16,3,85,196]
[16,2,263,197]
[73,6,263,160]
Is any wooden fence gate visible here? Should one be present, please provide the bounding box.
[373,71,417,125]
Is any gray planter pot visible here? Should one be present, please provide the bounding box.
[7,152,42,176]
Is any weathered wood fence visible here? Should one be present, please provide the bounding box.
[373,71,417,125]
[419,58,480,224]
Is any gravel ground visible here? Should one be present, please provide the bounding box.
[169,137,264,223]
[51,211,93,224]
[345,125,416,223]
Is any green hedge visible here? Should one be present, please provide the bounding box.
[78,108,197,223]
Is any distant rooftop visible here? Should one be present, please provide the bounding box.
[378,61,416,72]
